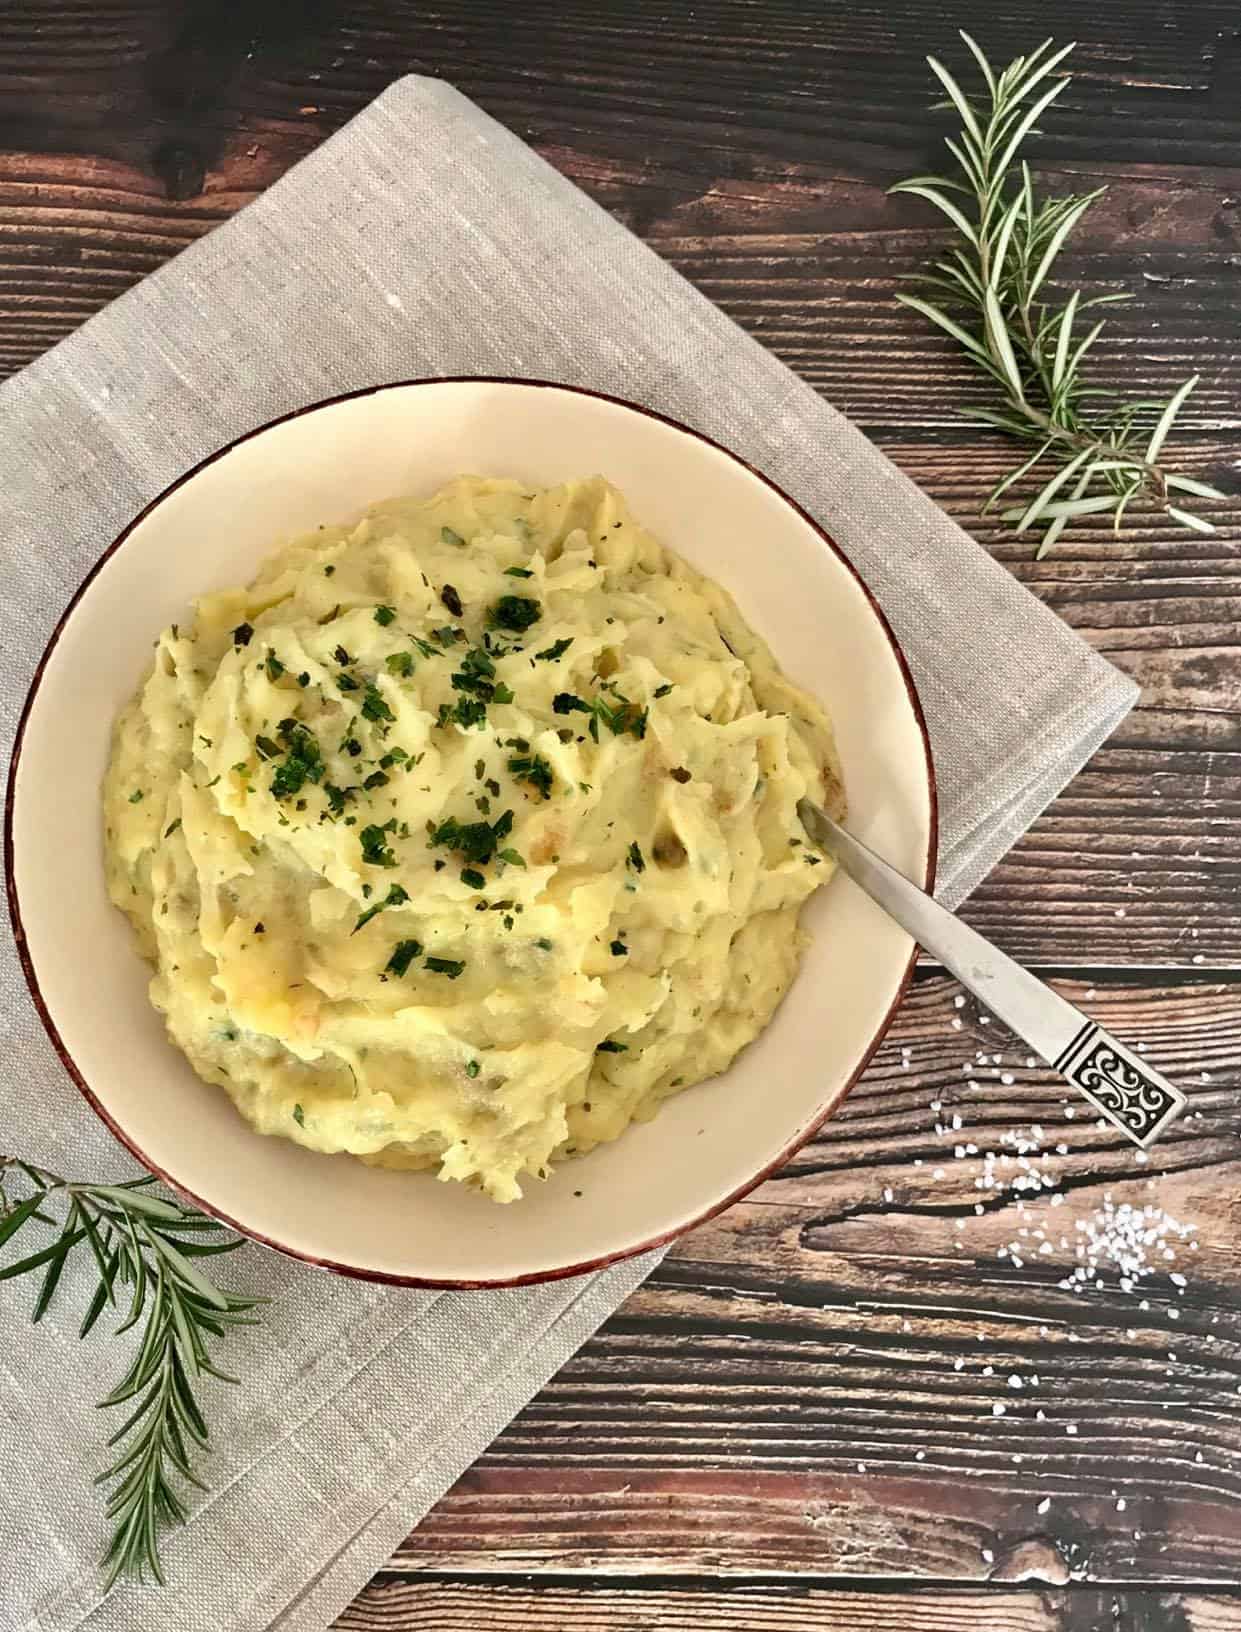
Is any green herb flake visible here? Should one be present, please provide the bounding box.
[128,790,144,804]
[440,584,464,618]
[374,605,397,626]
[627,841,646,873]
[386,651,414,677]
[385,938,423,976]
[360,824,397,867]
[232,622,254,647]
[466,1059,481,1077]
[323,564,336,576]
[654,683,674,698]
[363,770,390,791]
[255,734,281,760]
[504,566,534,578]
[164,818,182,837]
[292,1103,305,1126]
[361,684,395,724]
[353,883,409,934]
[441,525,465,547]
[265,652,285,682]
[508,752,553,800]
[460,867,486,890]
[336,673,360,693]
[298,672,310,688]
[610,939,628,956]
[487,595,541,633]
[535,637,573,662]
[596,1039,628,1053]
[553,692,591,716]
[498,847,526,868]
[425,955,466,979]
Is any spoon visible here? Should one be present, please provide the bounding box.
[798,799,1186,1148]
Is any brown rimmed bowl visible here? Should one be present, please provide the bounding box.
[6,379,935,1287]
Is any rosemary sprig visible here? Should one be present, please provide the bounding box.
[891,33,1225,555]
[0,1156,263,1589]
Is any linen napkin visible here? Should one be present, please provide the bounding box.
[0,77,1137,1632]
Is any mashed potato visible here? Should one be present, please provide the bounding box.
[103,476,843,1201]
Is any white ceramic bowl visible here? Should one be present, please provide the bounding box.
[7,380,935,1286]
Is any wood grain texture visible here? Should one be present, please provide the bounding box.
[3,0,1239,1622]
[392,976,1241,1584]
[334,1580,1241,1632]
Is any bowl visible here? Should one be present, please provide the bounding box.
[6,379,935,1286]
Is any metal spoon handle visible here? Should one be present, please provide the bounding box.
[798,799,1186,1148]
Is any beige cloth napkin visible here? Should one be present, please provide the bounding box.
[0,78,1137,1632]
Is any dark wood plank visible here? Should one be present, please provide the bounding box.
[393,975,1241,1583]
[332,1580,1091,1631]
[333,1581,1241,1631]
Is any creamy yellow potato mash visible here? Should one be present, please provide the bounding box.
[104,476,844,1201]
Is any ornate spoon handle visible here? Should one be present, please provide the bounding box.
[798,800,1186,1148]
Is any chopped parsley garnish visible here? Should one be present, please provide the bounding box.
[504,566,534,578]
[431,625,464,647]
[232,623,253,647]
[333,645,352,666]
[254,922,264,934]
[553,688,645,741]
[627,841,646,873]
[451,646,495,692]
[385,938,423,976]
[535,937,552,950]
[535,638,573,662]
[164,818,182,837]
[298,671,310,687]
[352,883,409,933]
[654,683,674,698]
[324,782,357,816]
[341,736,362,757]
[498,847,526,868]
[270,719,324,801]
[374,605,396,626]
[610,940,628,956]
[360,823,397,867]
[425,956,465,979]
[386,651,414,677]
[429,808,514,866]
[507,752,553,799]
[466,1059,480,1077]
[379,747,409,769]
[440,584,464,618]
[487,595,541,633]
[360,684,395,724]
[128,790,143,804]
[460,867,485,890]
[255,734,281,760]
[441,525,465,547]
[323,564,336,576]
[336,673,360,693]
[265,652,285,681]
[553,692,591,717]
[363,770,390,791]
[596,1040,628,1053]
[292,1103,305,1126]
[440,695,486,730]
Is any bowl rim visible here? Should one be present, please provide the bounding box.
[5,376,938,1289]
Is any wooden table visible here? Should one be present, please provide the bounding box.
[5,3,1238,1627]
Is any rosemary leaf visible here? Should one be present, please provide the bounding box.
[0,1156,263,1589]
[892,33,1227,547]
